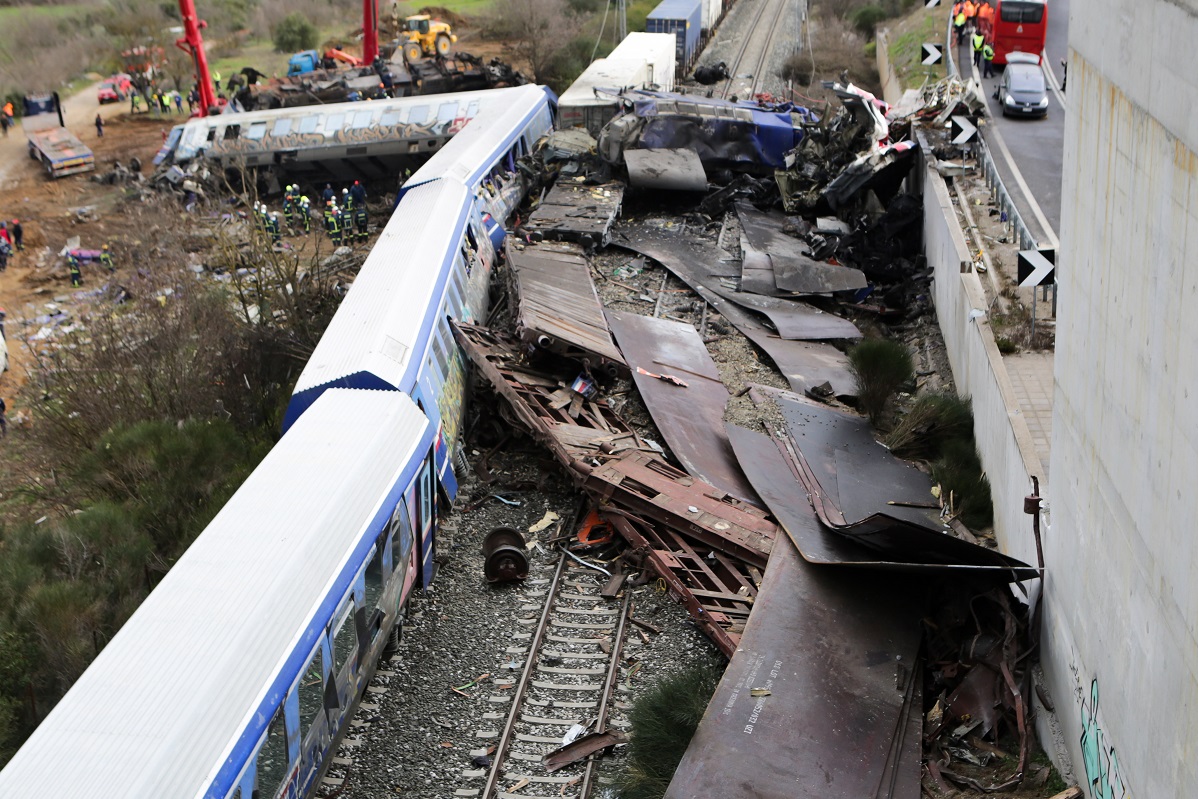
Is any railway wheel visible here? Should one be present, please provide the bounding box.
[404,41,422,62]
[435,33,451,57]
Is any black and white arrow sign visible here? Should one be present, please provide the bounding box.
[922,43,943,65]
[1018,249,1056,287]
[950,115,977,144]
[926,0,941,7]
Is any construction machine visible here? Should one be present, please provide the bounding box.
[401,15,456,62]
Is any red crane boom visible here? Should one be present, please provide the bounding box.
[363,0,379,64]
[176,0,217,115]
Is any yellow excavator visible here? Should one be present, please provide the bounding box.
[401,15,456,61]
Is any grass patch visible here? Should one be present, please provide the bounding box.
[616,663,721,799]
[932,438,993,529]
[883,3,946,89]
[848,338,914,425]
[885,393,973,460]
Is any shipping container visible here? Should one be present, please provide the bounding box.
[558,58,650,136]
[646,0,702,75]
[700,0,723,32]
[608,32,677,91]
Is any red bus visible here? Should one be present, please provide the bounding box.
[992,0,1048,65]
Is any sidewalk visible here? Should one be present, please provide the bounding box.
[1004,351,1054,474]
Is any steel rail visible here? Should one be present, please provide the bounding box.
[481,551,569,799]
[748,0,791,97]
[577,585,633,798]
[721,0,777,99]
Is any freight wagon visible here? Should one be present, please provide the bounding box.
[646,0,702,76]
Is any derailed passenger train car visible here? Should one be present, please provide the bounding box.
[0,390,438,799]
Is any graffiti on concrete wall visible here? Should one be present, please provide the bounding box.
[1076,677,1131,799]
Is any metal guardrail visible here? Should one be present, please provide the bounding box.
[942,9,1038,252]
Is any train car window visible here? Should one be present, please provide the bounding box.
[297,648,326,738]
[419,461,433,530]
[332,598,356,676]
[431,327,451,377]
[298,115,320,134]
[352,110,375,129]
[247,122,267,141]
[255,708,289,799]
[388,499,414,570]
[465,223,478,252]
[324,114,345,134]
[206,127,217,143]
[437,102,459,122]
[466,100,480,119]
[223,125,240,141]
[363,541,385,614]
[272,117,292,137]
[408,105,428,124]
[380,109,402,126]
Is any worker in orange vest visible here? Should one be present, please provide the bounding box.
[976,1,994,37]
[963,0,978,31]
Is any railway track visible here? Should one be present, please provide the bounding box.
[458,550,633,799]
[722,0,794,99]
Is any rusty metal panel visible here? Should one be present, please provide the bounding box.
[726,423,1036,578]
[525,181,624,247]
[606,310,761,505]
[605,513,756,658]
[665,537,924,799]
[452,322,643,468]
[615,228,858,399]
[588,451,775,569]
[508,240,627,372]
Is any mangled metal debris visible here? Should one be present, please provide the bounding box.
[607,310,761,504]
[524,181,624,248]
[664,537,925,799]
[624,148,708,191]
[507,240,626,376]
[615,227,858,400]
[598,89,819,176]
[735,201,869,296]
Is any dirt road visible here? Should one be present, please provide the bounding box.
[0,81,171,407]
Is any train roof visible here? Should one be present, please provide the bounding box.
[404,84,555,193]
[558,58,653,107]
[287,180,471,422]
[0,389,432,799]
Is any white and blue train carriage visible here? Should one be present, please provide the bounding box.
[0,389,439,799]
[284,179,494,519]
[400,83,556,225]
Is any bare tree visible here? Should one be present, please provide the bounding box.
[485,0,577,84]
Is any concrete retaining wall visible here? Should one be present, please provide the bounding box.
[917,142,1045,570]
[1041,1,1198,795]
[875,30,903,106]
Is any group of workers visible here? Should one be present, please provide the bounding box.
[952,0,995,43]
[63,245,114,287]
[954,1,998,78]
[253,181,370,247]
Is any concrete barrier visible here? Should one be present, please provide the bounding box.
[875,30,903,106]
[915,134,1044,569]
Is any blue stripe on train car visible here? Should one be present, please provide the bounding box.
[207,409,436,798]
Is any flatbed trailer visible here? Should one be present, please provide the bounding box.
[22,94,95,179]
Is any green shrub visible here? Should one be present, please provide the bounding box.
[617,663,721,799]
[848,339,914,425]
[849,5,889,40]
[273,12,318,53]
[885,393,973,460]
[995,335,1019,354]
[932,438,993,529]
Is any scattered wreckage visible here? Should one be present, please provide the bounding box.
[443,74,1052,791]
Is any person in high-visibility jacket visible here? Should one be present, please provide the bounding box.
[266,212,282,245]
[982,39,995,78]
[324,201,342,246]
[68,254,83,287]
[972,31,986,70]
[976,0,994,36]
[282,185,295,230]
[99,243,115,273]
[353,204,368,243]
[953,2,967,45]
[298,195,312,234]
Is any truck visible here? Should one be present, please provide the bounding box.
[22,94,95,179]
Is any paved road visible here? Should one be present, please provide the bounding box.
[955,0,1070,246]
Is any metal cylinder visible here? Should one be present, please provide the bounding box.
[482,526,529,583]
